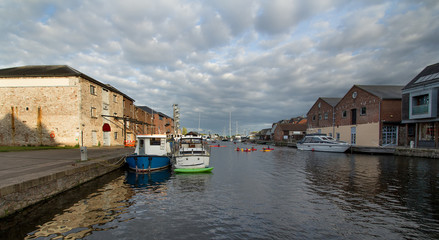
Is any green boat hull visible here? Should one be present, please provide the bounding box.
[174,167,214,173]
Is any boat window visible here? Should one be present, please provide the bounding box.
[304,137,313,143]
[151,138,161,145]
[139,139,144,148]
[311,137,321,143]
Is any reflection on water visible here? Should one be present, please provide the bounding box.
[2,143,439,239]
[125,169,171,189]
[172,173,213,192]
[25,174,133,239]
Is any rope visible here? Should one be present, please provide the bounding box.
[97,154,128,168]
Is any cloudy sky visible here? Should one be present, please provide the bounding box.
[1,0,439,135]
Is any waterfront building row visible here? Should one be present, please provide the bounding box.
[0,65,174,147]
[306,62,439,148]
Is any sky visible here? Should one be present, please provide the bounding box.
[1,0,439,135]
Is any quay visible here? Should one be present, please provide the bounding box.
[0,147,133,218]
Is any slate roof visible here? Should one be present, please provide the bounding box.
[356,85,403,99]
[0,65,135,101]
[137,106,154,114]
[276,123,307,131]
[137,106,172,119]
[403,62,439,90]
[321,97,341,107]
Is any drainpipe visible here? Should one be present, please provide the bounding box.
[332,106,335,137]
[379,101,382,146]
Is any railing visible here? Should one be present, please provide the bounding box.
[412,104,429,115]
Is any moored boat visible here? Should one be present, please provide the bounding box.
[296,134,351,153]
[173,133,212,172]
[125,134,171,172]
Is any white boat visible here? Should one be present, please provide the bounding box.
[296,134,351,153]
[173,133,211,170]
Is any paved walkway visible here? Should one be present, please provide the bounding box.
[0,147,134,189]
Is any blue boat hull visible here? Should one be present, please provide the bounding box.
[125,155,171,172]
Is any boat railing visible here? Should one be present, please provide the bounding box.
[173,139,211,156]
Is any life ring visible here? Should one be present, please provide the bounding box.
[50,132,55,138]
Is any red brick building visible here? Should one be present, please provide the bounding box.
[307,98,340,137]
[307,85,403,147]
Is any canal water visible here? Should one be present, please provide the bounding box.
[2,142,439,239]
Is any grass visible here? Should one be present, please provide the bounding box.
[0,145,79,152]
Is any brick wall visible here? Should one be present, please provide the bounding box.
[335,86,381,126]
[307,98,335,129]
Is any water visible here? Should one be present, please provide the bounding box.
[2,142,439,239]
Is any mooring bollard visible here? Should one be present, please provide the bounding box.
[80,146,88,161]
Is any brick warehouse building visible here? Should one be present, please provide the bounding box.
[0,65,163,147]
[306,97,340,137]
[307,85,404,147]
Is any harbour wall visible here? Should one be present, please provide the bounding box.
[0,157,122,218]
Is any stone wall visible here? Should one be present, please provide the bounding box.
[0,157,122,218]
[0,76,126,147]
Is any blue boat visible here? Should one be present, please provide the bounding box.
[125,134,171,172]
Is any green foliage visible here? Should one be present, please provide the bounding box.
[182,127,188,135]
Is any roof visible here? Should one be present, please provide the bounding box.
[0,65,134,101]
[137,105,154,114]
[276,123,307,132]
[355,85,403,99]
[403,62,439,90]
[321,97,341,107]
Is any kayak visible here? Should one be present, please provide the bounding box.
[174,167,214,173]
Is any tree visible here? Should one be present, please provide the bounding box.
[182,127,188,135]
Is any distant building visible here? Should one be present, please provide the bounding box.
[272,122,307,142]
[402,62,439,148]
[306,97,341,137]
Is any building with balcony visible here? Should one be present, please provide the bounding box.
[402,62,439,148]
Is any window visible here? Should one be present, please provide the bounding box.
[361,107,366,115]
[412,94,429,115]
[324,113,328,120]
[318,114,322,120]
[113,94,117,102]
[114,132,118,140]
[312,115,316,121]
[91,107,97,118]
[342,110,347,118]
[90,85,96,95]
[382,125,397,145]
[336,133,340,141]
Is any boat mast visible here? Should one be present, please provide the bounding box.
[229,111,232,138]
[198,112,201,133]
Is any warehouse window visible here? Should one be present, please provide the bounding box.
[91,107,97,118]
[90,85,96,95]
[361,107,367,115]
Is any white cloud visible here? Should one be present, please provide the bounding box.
[1,0,439,134]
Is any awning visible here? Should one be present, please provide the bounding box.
[102,123,111,132]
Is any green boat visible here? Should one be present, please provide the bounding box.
[174,167,214,173]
